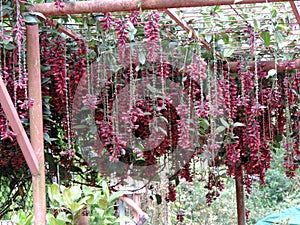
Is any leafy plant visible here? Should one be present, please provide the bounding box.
[47,181,130,225]
[11,210,33,225]
[48,183,87,224]
[84,180,131,224]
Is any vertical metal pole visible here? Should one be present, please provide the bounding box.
[133,193,140,221]
[235,166,246,225]
[119,199,126,225]
[27,23,46,225]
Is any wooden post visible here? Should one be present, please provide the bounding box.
[235,166,246,225]
[27,23,46,225]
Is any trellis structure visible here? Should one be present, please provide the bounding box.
[0,0,300,225]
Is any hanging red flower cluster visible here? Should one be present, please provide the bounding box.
[93,63,184,169]
[204,170,225,206]
[144,11,160,62]
[99,13,114,33]
[40,31,87,167]
[1,6,300,213]
[115,17,129,63]
[0,0,28,173]
[219,62,300,194]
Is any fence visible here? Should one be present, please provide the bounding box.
[0,221,15,225]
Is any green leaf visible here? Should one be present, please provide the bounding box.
[260,31,271,46]
[219,118,230,129]
[138,0,142,8]
[253,19,260,29]
[69,202,81,214]
[109,191,125,203]
[221,33,229,44]
[2,5,13,17]
[43,105,51,115]
[188,29,193,38]
[24,214,33,225]
[223,48,235,58]
[49,183,63,205]
[135,65,141,71]
[49,217,65,225]
[41,77,51,85]
[270,8,277,18]
[56,212,72,223]
[73,124,88,129]
[44,133,51,144]
[274,31,284,46]
[138,52,146,65]
[82,185,92,196]
[146,84,158,93]
[233,122,245,127]
[114,216,132,223]
[155,194,162,204]
[168,41,178,49]
[102,180,110,198]
[103,219,113,224]
[205,34,212,43]
[136,142,145,151]
[4,43,15,50]
[78,195,93,205]
[128,24,137,41]
[274,135,283,142]
[159,116,168,123]
[99,198,109,209]
[158,127,168,136]
[86,194,95,205]
[69,186,82,202]
[215,126,226,134]
[62,188,72,206]
[199,118,209,129]
[267,69,277,78]
[28,11,46,20]
[24,15,39,24]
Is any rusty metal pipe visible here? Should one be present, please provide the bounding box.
[235,167,246,225]
[27,0,297,16]
[226,58,300,72]
[164,8,211,51]
[290,1,300,26]
[27,23,47,225]
[38,16,80,40]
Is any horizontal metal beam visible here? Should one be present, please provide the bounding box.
[26,0,297,16]
[0,76,39,175]
[227,58,300,72]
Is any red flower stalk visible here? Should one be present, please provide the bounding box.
[54,0,64,10]
[144,11,160,62]
[99,13,114,33]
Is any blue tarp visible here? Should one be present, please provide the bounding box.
[256,206,300,225]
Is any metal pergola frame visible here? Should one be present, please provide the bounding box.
[0,0,299,224]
